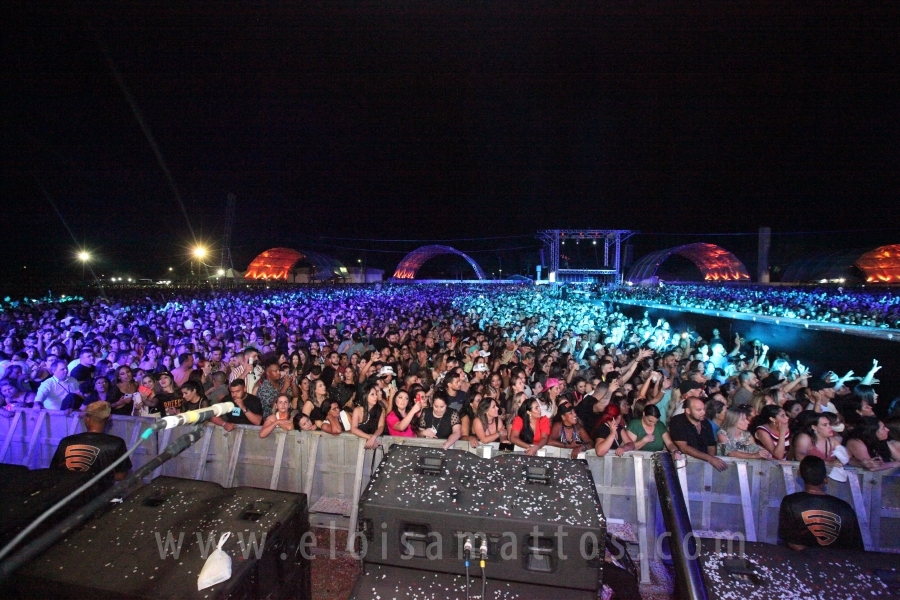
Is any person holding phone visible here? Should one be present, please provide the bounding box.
[386,389,421,437]
[417,392,462,450]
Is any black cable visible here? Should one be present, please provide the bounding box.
[480,562,486,599]
[465,560,470,600]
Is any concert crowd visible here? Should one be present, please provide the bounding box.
[1,284,899,473]
[602,283,900,329]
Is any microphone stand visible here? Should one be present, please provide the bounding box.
[0,425,205,584]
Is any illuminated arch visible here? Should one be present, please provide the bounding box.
[857,244,900,283]
[392,245,486,280]
[244,247,347,281]
[627,243,750,283]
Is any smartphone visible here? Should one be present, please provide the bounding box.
[138,385,152,396]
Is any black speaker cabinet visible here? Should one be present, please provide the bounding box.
[9,476,311,600]
[697,538,900,599]
[0,464,91,548]
[350,563,601,600]
[357,446,606,592]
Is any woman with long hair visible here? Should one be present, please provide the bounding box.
[109,365,138,415]
[136,373,160,415]
[510,397,550,456]
[260,394,295,438]
[289,351,305,376]
[459,392,482,445]
[537,378,561,418]
[792,410,841,467]
[717,406,772,460]
[844,417,900,471]
[351,381,385,449]
[386,389,421,438]
[751,404,790,460]
[337,366,358,408]
[297,376,312,409]
[471,397,508,446]
[301,379,332,428]
[180,380,209,412]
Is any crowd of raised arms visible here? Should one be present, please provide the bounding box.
[601,283,900,329]
[1,284,898,470]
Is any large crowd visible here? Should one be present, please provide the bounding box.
[602,283,900,329]
[1,284,898,477]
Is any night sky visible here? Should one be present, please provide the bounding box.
[3,2,900,281]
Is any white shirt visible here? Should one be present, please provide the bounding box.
[36,376,80,410]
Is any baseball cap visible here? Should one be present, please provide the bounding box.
[473,363,489,373]
[378,365,396,377]
[808,378,836,392]
[544,378,562,390]
[679,380,705,395]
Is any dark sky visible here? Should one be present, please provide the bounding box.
[3,2,900,280]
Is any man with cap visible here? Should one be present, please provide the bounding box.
[470,361,489,384]
[807,378,838,415]
[50,401,132,493]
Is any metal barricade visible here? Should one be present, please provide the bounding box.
[3,411,898,567]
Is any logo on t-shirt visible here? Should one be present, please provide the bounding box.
[64,444,101,472]
[801,510,842,546]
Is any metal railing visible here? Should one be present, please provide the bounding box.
[2,408,897,573]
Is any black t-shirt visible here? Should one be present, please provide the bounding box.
[592,422,622,449]
[668,413,717,454]
[575,396,600,438]
[778,492,864,550]
[157,393,184,415]
[445,389,467,413]
[70,364,95,383]
[51,432,132,492]
[222,394,263,425]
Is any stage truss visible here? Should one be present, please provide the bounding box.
[536,229,635,283]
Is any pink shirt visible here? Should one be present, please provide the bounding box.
[386,411,416,437]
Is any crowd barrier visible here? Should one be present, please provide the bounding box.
[2,409,898,580]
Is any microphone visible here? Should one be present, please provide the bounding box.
[463,537,473,558]
[151,402,235,431]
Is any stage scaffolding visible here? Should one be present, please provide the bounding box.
[536,229,635,284]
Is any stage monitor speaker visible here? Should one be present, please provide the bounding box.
[9,476,311,600]
[698,538,899,599]
[357,446,606,592]
[0,464,91,548]
[350,562,601,600]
